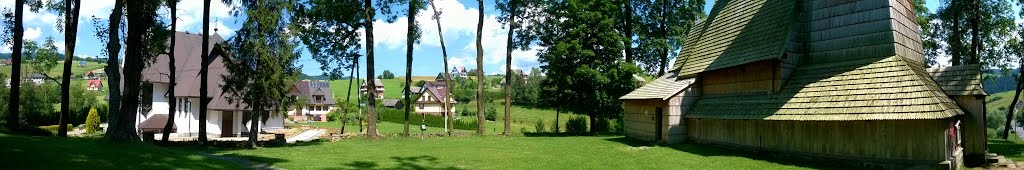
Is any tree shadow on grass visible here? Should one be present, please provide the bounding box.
[0,134,243,169]
[327,155,465,170]
[603,137,846,170]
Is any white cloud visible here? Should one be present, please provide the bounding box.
[53,40,65,52]
[80,0,115,19]
[1,44,10,53]
[176,0,233,31]
[210,20,235,38]
[23,27,42,40]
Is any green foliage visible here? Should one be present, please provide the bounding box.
[84,107,101,133]
[20,83,59,126]
[459,105,473,117]
[564,115,588,134]
[932,0,1016,68]
[511,68,544,107]
[38,124,72,135]
[534,119,546,133]
[633,0,706,74]
[380,70,396,79]
[25,37,61,76]
[450,77,477,103]
[375,107,476,130]
[485,106,497,121]
[221,0,301,133]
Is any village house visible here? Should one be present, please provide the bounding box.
[403,85,422,97]
[360,79,385,98]
[287,80,336,122]
[415,79,456,116]
[383,99,403,109]
[86,79,103,91]
[451,66,468,77]
[135,32,284,138]
[620,0,985,168]
[25,73,47,85]
[1,59,11,66]
[85,69,107,79]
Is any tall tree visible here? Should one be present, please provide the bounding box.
[623,0,633,63]
[161,0,178,144]
[428,0,454,135]
[475,0,486,135]
[342,58,356,134]
[99,0,127,141]
[536,0,641,133]
[122,0,168,142]
[199,0,211,144]
[55,0,83,137]
[292,0,364,134]
[501,0,516,136]
[3,0,26,130]
[634,0,704,75]
[221,0,301,149]
[403,0,425,137]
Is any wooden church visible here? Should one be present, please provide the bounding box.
[620,0,987,168]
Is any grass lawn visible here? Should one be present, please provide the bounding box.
[456,100,586,133]
[289,120,472,135]
[989,135,1024,161]
[986,90,1020,111]
[216,136,827,169]
[0,133,240,169]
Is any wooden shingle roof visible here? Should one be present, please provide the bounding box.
[674,0,799,76]
[620,73,694,100]
[685,56,962,120]
[927,65,986,96]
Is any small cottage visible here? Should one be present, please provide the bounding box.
[360,79,385,99]
[86,79,103,91]
[620,0,985,168]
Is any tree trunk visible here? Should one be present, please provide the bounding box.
[341,59,356,134]
[199,0,211,144]
[969,0,980,65]
[357,62,363,132]
[7,0,24,130]
[403,0,416,137]
[503,0,515,136]
[248,111,259,149]
[114,0,156,142]
[162,0,178,144]
[1002,59,1024,139]
[624,0,633,63]
[950,3,963,66]
[363,0,379,139]
[104,0,125,141]
[475,0,486,136]
[657,0,668,76]
[429,0,454,136]
[555,105,560,133]
[58,0,82,137]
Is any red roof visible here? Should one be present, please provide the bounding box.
[87,80,103,86]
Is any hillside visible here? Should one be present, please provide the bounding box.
[1,61,106,78]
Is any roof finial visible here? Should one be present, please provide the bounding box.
[214,18,220,33]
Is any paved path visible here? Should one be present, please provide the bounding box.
[286,129,325,143]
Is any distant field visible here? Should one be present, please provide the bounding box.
[0,61,106,78]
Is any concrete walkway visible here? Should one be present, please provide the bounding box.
[286,129,325,143]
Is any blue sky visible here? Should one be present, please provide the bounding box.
[0,0,955,77]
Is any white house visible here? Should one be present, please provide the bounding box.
[135,32,284,138]
[287,80,336,122]
[414,80,457,116]
[451,66,468,77]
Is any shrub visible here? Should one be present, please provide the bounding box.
[565,116,588,134]
[591,117,610,134]
[85,108,101,133]
[39,124,73,135]
[534,119,546,133]
[460,106,474,117]
[485,107,497,121]
[376,106,477,130]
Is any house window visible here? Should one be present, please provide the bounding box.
[419,104,424,109]
[308,106,314,111]
[313,95,325,102]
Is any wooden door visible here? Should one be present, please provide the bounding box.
[655,107,663,142]
[221,111,234,137]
